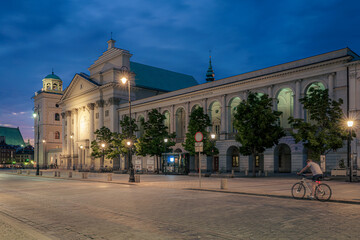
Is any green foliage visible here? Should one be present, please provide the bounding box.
[119,115,138,138]
[288,88,349,161]
[234,92,285,176]
[136,109,176,157]
[91,127,113,159]
[183,107,219,156]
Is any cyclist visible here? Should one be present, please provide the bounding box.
[297,159,323,199]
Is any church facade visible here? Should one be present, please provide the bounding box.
[34,39,360,174]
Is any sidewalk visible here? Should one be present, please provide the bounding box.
[4,169,360,204]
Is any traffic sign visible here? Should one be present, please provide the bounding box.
[195,132,203,142]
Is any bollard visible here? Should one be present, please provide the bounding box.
[82,172,88,179]
[258,170,262,176]
[57,171,61,177]
[19,170,22,174]
[245,169,248,176]
[265,170,268,177]
[221,179,228,190]
[107,174,112,181]
[68,172,72,178]
[54,171,57,177]
[27,170,30,175]
[17,170,20,174]
[39,171,42,176]
[231,169,234,176]
[135,175,140,183]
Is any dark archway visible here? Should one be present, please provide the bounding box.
[226,146,240,172]
[274,144,291,173]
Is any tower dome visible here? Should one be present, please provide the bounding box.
[42,71,63,92]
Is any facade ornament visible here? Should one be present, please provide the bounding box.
[87,103,95,110]
[96,100,105,107]
[61,112,66,119]
[66,111,72,117]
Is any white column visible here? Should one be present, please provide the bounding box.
[109,97,120,132]
[66,111,71,155]
[87,103,95,143]
[243,91,248,101]
[61,112,66,155]
[97,100,104,130]
[170,105,175,133]
[328,73,334,99]
[295,80,301,118]
[268,85,275,109]
[73,109,78,155]
[203,98,208,114]
[220,94,226,140]
[185,102,190,132]
[350,72,356,111]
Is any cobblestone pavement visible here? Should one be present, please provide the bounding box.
[1,173,360,239]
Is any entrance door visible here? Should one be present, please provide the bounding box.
[213,156,219,172]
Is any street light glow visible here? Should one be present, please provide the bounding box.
[33,113,37,118]
[127,141,131,146]
[164,138,168,143]
[121,77,127,84]
[80,145,84,149]
[101,143,106,148]
[347,120,354,127]
[211,133,216,139]
[42,139,46,143]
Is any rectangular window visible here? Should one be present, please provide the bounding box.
[255,156,260,167]
[105,110,109,117]
[96,113,99,119]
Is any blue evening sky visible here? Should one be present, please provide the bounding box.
[0,0,360,143]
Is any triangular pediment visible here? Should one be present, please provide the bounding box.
[60,74,100,101]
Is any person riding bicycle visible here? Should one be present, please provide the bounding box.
[297,159,323,199]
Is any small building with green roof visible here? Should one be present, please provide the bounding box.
[0,126,25,146]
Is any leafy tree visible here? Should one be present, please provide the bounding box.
[91,127,113,168]
[136,109,176,173]
[183,107,219,161]
[234,92,285,177]
[288,88,349,161]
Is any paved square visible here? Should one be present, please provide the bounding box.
[0,173,360,239]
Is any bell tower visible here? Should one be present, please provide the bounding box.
[33,72,64,168]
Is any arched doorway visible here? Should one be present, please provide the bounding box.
[226,146,239,172]
[274,144,291,173]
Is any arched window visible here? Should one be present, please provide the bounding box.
[176,108,185,139]
[55,113,60,121]
[163,111,170,132]
[191,104,201,113]
[228,97,241,133]
[46,83,51,90]
[305,82,325,122]
[53,83,57,90]
[277,88,294,128]
[209,101,221,136]
[55,131,60,139]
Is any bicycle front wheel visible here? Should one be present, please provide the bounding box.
[315,183,332,201]
[291,182,306,199]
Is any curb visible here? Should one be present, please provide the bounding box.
[185,188,360,205]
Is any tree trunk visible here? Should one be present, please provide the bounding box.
[252,153,256,177]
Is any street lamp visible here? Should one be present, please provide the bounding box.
[101,143,106,169]
[33,106,40,175]
[347,120,354,182]
[210,133,216,173]
[80,145,84,170]
[163,138,168,174]
[120,66,135,182]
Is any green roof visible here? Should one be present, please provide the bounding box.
[44,73,61,80]
[130,61,198,92]
[0,127,25,146]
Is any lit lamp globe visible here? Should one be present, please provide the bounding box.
[347,120,354,128]
[211,133,216,139]
[101,143,106,148]
[121,77,127,84]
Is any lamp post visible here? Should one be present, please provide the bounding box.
[347,120,354,182]
[70,135,75,170]
[163,138,168,174]
[126,140,135,182]
[121,66,135,182]
[101,143,106,169]
[210,133,216,172]
[80,145,84,170]
[33,106,40,175]
[42,139,46,169]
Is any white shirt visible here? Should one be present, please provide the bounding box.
[307,162,323,175]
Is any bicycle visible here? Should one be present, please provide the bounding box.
[291,174,332,201]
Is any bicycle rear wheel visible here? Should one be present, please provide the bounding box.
[315,183,332,201]
[291,182,306,199]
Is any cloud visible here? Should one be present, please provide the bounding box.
[0,123,16,128]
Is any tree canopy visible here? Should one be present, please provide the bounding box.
[234,92,285,176]
[288,88,350,161]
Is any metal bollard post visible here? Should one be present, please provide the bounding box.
[221,179,228,189]
[231,169,234,177]
[19,170,22,174]
[54,171,57,177]
[27,170,30,175]
[135,175,140,183]
[265,170,268,177]
[57,171,61,177]
[107,174,112,181]
[68,172,72,178]
[39,171,42,176]
[258,170,262,176]
[245,169,248,176]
